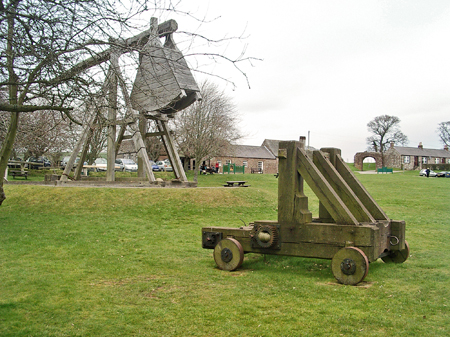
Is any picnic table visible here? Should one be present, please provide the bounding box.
[223,181,250,187]
[10,170,29,179]
[7,160,35,179]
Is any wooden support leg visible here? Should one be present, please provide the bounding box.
[131,121,155,182]
[61,113,96,181]
[74,118,96,180]
[156,119,187,182]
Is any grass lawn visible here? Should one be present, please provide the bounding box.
[1,169,449,336]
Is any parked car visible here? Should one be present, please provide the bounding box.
[115,158,138,172]
[150,161,161,171]
[94,158,123,172]
[25,156,51,169]
[61,156,84,168]
[419,169,437,177]
[163,160,173,172]
[436,171,450,178]
[156,160,173,172]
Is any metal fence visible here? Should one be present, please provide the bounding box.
[223,163,245,174]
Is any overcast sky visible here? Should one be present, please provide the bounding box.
[160,0,450,161]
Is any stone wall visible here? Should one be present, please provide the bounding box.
[353,152,383,171]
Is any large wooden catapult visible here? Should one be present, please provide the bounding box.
[202,138,409,285]
[60,18,200,185]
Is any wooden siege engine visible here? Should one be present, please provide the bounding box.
[202,137,409,285]
[60,17,200,185]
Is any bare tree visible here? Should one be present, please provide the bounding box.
[172,80,242,182]
[145,125,165,162]
[366,115,408,165]
[437,121,450,147]
[13,109,73,160]
[0,0,257,205]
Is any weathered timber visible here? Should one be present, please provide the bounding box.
[296,146,359,225]
[53,20,178,84]
[202,139,408,285]
[130,17,200,114]
[312,149,375,223]
[277,140,312,225]
[334,154,389,221]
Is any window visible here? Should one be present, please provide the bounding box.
[243,161,248,167]
[258,161,263,170]
[403,156,410,164]
[422,157,427,164]
[225,159,231,165]
[447,158,450,164]
[435,158,440,164]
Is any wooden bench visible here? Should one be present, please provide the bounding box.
[251,168,263,174]
[224,181,250,187]
[377,167,393,174]
[10,170,28,179]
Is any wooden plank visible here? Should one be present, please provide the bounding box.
[335,154,389,221]
[53,19,178,83]
[296,147,359,225]
[156,119,187,181]
[313,150,375,223]
[279,222,379,247]
[60,112,97,181]
[277,141,312,225]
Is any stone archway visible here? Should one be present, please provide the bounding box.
[354,152,383,171]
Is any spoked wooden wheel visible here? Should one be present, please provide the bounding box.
[213,238,244,271]
[381,240,410,263]
[331,247,369,285]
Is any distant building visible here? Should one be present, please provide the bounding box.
[209,138,316,174]
[384,142,450,170]
[211,144,277,174]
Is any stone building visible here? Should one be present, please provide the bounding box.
[209,138,316,174]
[384,142,450,170]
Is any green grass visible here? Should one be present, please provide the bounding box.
[1,170,449,336]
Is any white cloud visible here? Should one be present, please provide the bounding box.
[170,1,450,160]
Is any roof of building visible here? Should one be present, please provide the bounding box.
[392,145,450,158]
[262,139,317,157]
[222,144,276,159]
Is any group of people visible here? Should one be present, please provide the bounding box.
[200,162,219,174]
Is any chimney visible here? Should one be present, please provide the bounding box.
[418,142,423,149]
[390,141,395,149]
[445,145,449,151]
[299,136,306,150]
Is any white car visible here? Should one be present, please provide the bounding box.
[115,158,138,172]
[94,158,122,172]
[156,160,173,172]
[419,169,437,177]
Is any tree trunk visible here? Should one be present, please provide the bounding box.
[0,111,20,206]
[193,165,200,183]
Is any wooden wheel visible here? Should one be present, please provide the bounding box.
[213,238,244,271]
[381,240,410,263]
[331,247,369,285]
